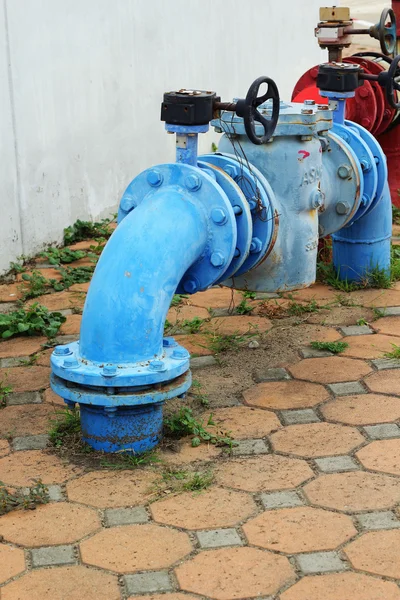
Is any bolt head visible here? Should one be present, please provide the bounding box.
[337,164,351,179]
[234,248,241,258]
[311,190,323,208]
[149,360,166,372]
[183,278,198,294]
[360,159,371,172]
[102,365,117,377]
[248,197,257,211]
[361,117,371,129]
[301,108,313,115]
[359,87,369,98]
[63,357,79,369]
[361,193,370,206]
[185,174,202,191]
[210,251,225,267]
[223,164,238,179]
[147,170,163,187]
[211,208,227,225]
[172,348,189,359]
[250,237,262,254]
[120,196,136,212]
[304,99,316,105]
[336,201,350,215]
[54,345,72,356]
[163,337,177,347]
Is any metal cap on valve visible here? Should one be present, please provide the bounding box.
[160,89,220,125]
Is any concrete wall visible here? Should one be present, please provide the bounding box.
[1,0,323,273]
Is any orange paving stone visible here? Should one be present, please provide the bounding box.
[206,315,272,335]
[173,334,212,356]
[1,565,120,600]
[342,333,400,359]
[0,502,100,546]
[243,380,329,410]
[0,284,22,302]
[190,287,242,309]
[270,423,364,457]
[66,469,160,508]
[322,393,400,424]
[151,487,256,529]
[0,439,10,457]
[283,283,338,303]
[167,304,210,324]
[0,403,56,437]
[160,439,220,465]
[373,315,400,336]
[216,455,313,492]
[344,530,400,579]
[349,287,400,308]
[288,356,372,383]
[176,546,295,600]
[36,347,53,366]
[26,290,85,311]
[43,387,65,406]
[0,336,47,359]
[280,572,400,600]
[212,406,280,439]
[80,524,191,572]
[304,472,400,512]
[59,313,82,335]
[243,506,356,553]
[365,370,400,395]
[68,240,98,250]
[307,327,343,342]
[69,282,90,292]
[0,450,80,486]
[131,595,198,600]
[0,544,25,584]
[357,439,400,475]
[1,366,51,392]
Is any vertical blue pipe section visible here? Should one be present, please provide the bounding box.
[332,182,392,282]
[79,189,208,364]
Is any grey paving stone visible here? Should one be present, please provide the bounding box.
[191,356,218,370]
[380,306,400,316]
[13,434,49,451]
[261,490,304,510]
[31,545,76,567]
[314,456,359,473]
[47,485,64,501]
[296,551,348,574]
[253,367,291,383]
[0,302,17,314]
[104,506,149,527]
[196,528,243,549]
[7,391,42,405]
[339,325,373,336]
[35,262,55,269]
[124,571,172,595]
[356,511,400,530]
[54,334,79,344]
[231,439,269,456]
[363,423,400,439]
[300,347,333,359]
[327,381,367,396]
[58,309,73,317]
[254,292,279,299]
[0,356,30,368]
[210,308,231,317]
[371,358,400,371]
[280,409,320,425]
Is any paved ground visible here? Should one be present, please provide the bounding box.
[1,224,400,599]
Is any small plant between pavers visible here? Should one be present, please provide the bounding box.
[0,480,49,515]
[150,468,215,499]
[190,379,210,407]
[170,294,189,307]
[356,318,369,326]
[0,379,12,408]
[39,247,88,265]
[204,330,257,355]
[0,303,66,339]
[100,450,161,470]
[384,344,400,360]
[236,299,254,315]
[63,217,114,245]
[242,290,256,300]
[164,406,236,449]
[287,299,319,316]
[48,408,81,448]
[181,317,205,334]
[310,341,349,354]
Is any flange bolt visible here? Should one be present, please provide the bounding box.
[172,348,189,360]
[54,345,72,356]
[337,164,351,179]
[224,165,238,179]
[147,170,163,187]
[250,237,262,254]
[210,252,226,267]
[211,208,227,225]
[183,279,198,294]
[360,159,371,172]
[149,360,166,372]
[185,174,202,191]
[120,196,137,212]
[336,201,350,215]
[102,365,117,377]
[62,357,79,369]
[163,337,177,347]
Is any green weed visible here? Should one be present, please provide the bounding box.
[356,318,368,326]
[0,479,49,515]
[49,408,81,448]
[164,406,236,448]
[373,307,387,319]
[100,450,160,470]
[384,344,400,360]
[0,303,65,339]
[191,379,210,407]
[287,300,319,316]
[310,340,349,354]
[51,266,95,291]
[182,317,204,334]
[0,379,12,408]
[20,270,50,299]
[183,470,214,491]
[205,331,252,354]
[39,247,88,265]
[171,294,189,307]
[236,299,254,315]
[242,290,256,300]
[63,218,114,245]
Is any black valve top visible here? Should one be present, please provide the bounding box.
[161,89,220,126]
[317,62,363,93]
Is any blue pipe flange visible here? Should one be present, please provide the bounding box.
[319,131,364,236]
[333,122,377,222]
[50,337,190,388]
[344,120,388,217]
[198,158,252,279]
[201,153,276,277]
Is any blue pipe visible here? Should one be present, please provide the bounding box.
[80,187,208,364]
[332,182,392,282]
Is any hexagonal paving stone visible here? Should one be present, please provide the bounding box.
[0,502,100,547]
[270,423,364,458]
[304,472,400,512]
[288,357,371,384]
[206,315,272,335]
[1,366,51,392]
[0,439,10,457]
[173,334,212,356]
[80,524,191,573]
[321,394,400,425]
[0,450,81,486]
[0,404,55,437]
[216,455,313,492]
[373,315,400,336]
[0,283,22,302]
[26,290,86,311]
[344,530,400,579]
[0,544,25,584]
[284,284,338,303]
[342,334,400,359]
[131,596,198,600]
[60,314,82,335]
[167,305,209,324]
[350,286,400,308]
[1,565,120,600]
[243,380,329,410]
[66,469,160,508]
[357,439,400,475]
[212,406,280,439]
[243,506,356,553]
[190,288,242,309]
[0,336,47,359]
[160,439,220,465]
[280,572,400,600]
[43,387,65,406]
[365,370,400,395]
[175,547,295,600]
[151,487,256,529]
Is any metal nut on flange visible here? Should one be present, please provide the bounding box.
[210,252,226,267]
[163,337,177,347]
[360,159,371,172]
[223,165,239,179]
[337,164,351,179]
[250,237,262,254]
[149,360,166,372]
[248,197,257,211]
[304,99,316,105]
[147,170,163,187]
[102,365,117,377]
[120,196,137,212]
[311,190,323,209]
[183,278,198,293]
[361,193,370,206]
[54,345,72,356]
[234,248,241,258]
[336,201,350,215]
[104,407,117,418]
[62,357,79,369]
[185,174,202,191]
[172,348,189,359]
[211,208,227,225]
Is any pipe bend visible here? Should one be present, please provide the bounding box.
[79,188,209,364]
